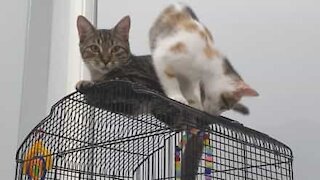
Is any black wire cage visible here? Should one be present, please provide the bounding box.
[15,81,293,180]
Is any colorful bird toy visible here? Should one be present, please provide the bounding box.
[22,136,53,180]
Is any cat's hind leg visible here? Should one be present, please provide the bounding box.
[153,62,188,105]
[178,76,203,110]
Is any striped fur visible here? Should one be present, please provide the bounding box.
[77,15,131,81]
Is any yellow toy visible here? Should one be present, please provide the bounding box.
[22,139,53,180]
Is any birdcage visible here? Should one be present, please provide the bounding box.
[15,80,293,180]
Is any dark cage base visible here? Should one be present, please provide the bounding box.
[16,81,293,180]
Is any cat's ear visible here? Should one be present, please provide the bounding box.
[234,81,259,99]
[114,15,131,40]
[77,15,95,41]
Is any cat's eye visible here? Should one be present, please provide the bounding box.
[111,46,122,53]
[89,45,100,53]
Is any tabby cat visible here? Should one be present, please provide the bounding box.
[76,15,165,114]
[149,3,259,179]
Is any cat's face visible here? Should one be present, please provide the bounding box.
[77,15,131,75]
[200,58,259,115]
[201,79,258,115]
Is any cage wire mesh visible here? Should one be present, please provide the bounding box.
[15,81,293,180]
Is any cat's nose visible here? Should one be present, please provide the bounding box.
[102,59,109,66]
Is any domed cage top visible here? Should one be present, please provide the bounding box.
[15,81,293,180]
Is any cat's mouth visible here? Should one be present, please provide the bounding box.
[102,66,110,70]
[99,61,119,72]
[93,65,110,74]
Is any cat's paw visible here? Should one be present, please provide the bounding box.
[170,95,188,105]
[188,100,203,111]
[76,80,95,93]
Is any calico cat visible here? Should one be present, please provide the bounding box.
[149,3,259,179]
[149,3,258,115]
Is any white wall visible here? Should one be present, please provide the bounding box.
[0,0,28,178]
[47,0,96,111]
[0,0,95,179]
[97,0,320,179]
[18,0,96,144]
[18,0,53,145]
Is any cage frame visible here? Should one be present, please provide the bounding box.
[15,80,294,180]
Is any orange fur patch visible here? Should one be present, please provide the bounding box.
[170,42,187,53]
[199,28,214,45]
[199,31,207,41]
[162,5,198,31]
[164,66,175,78]
[163,10,189,26]
[203,45,217,59]
[182,21,199,32]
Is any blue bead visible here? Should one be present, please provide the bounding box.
[205,168,212,174]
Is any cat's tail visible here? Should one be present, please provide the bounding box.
[181,132,204,180]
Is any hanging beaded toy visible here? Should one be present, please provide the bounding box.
[175,128,214,179]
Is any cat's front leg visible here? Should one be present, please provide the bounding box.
[169,94,188,105]
[178,77,203,111]
[75,80,95,93]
